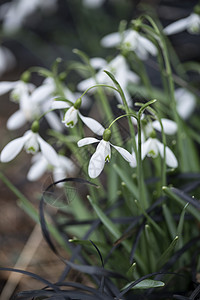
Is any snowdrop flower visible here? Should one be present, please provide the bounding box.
[27,77,63,132]
[164,13,200,35]
[29,77,56,103]
[0,123,59,166]
[27,153,76,183]
[78,128,136,178]
[6,91,43,130]
[0,0,57,33]
[101,29,157,60]
[0,77,62,131]
[142,118,177,140]
[141,137,178,168]
[52,97,105,135]
[175,88,196,119]
[77,55,139,106]
[0,46,16,76]
[82,0,105,8]
[133,117,177,144]
[0,80,35,102]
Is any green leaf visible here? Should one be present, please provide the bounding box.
[157,236,179,269]
[162,186,200,222]
[113,164,139,199]
[122,279,165,290]
[87,195,131,252]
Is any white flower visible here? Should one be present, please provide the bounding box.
[141,137,178,168]
[52,99,105,135]
[2,77,63,132]
[77,130,136,178]
[77,55,139,106]
[29,77,56,103]
[175,88,196,119]
[6,91,42,130]
[29,77,63,131]
[164,13,200,35]
[0,0,57,33]
[27,153,76,183]
[82,0,105,8]
[101,29,157,60]
[133,117,177,144]
[145,118,177,137]
[0,46,16,76]
[0,80,35,102]
[0,130,59,166]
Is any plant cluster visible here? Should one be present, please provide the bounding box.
[0,1,200,299]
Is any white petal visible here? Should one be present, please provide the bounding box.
[0,46,16,75]
[78,113,105,136]
[77,77,96,92]
[88,140,110,178]
[45,111,63,132]
[27,156,48,181]
[58,155,76,173]
[126,70,140,84]
[0,81,18,95]
[156,140,178,168]
[165,146,178,168]
[6,110,26,130]
[51,100,69,110]
[164,17,190,35]
[63,88,76,103]
[0,135,28,162]
[152,118,177,135]
[83,0,104,8]
[90,57,106,69]
[62,107,78,127]
[101,32,121,48]
[139,36,157,56]
[31,80,55,103]
[111,144,136,167]
[38,136,59,166]
[77,137,99,147]
[175,88,196,119]
[141,138,152,160]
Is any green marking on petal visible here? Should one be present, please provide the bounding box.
[148,150,156,157]
[27,147,36,154]
[105,155,110,162]
[67,121,74,127]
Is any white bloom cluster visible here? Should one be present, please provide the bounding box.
[3,9,199,182]
[77,55,139,107]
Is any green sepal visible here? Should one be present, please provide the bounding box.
[31,120,40,133]
[103,128,111,141]
[74,98,82,109]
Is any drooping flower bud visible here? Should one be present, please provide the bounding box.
[74,98,82,109]
[103,128,111,141]
[31,120,40,133]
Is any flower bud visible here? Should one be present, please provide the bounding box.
[103,128,111,141]
[21,70,31,83]
[31,120,40,133]
[149,129,156,139]
[194,4,200,15]
[74,98,82,109]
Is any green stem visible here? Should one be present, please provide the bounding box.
[140,15,185,171]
